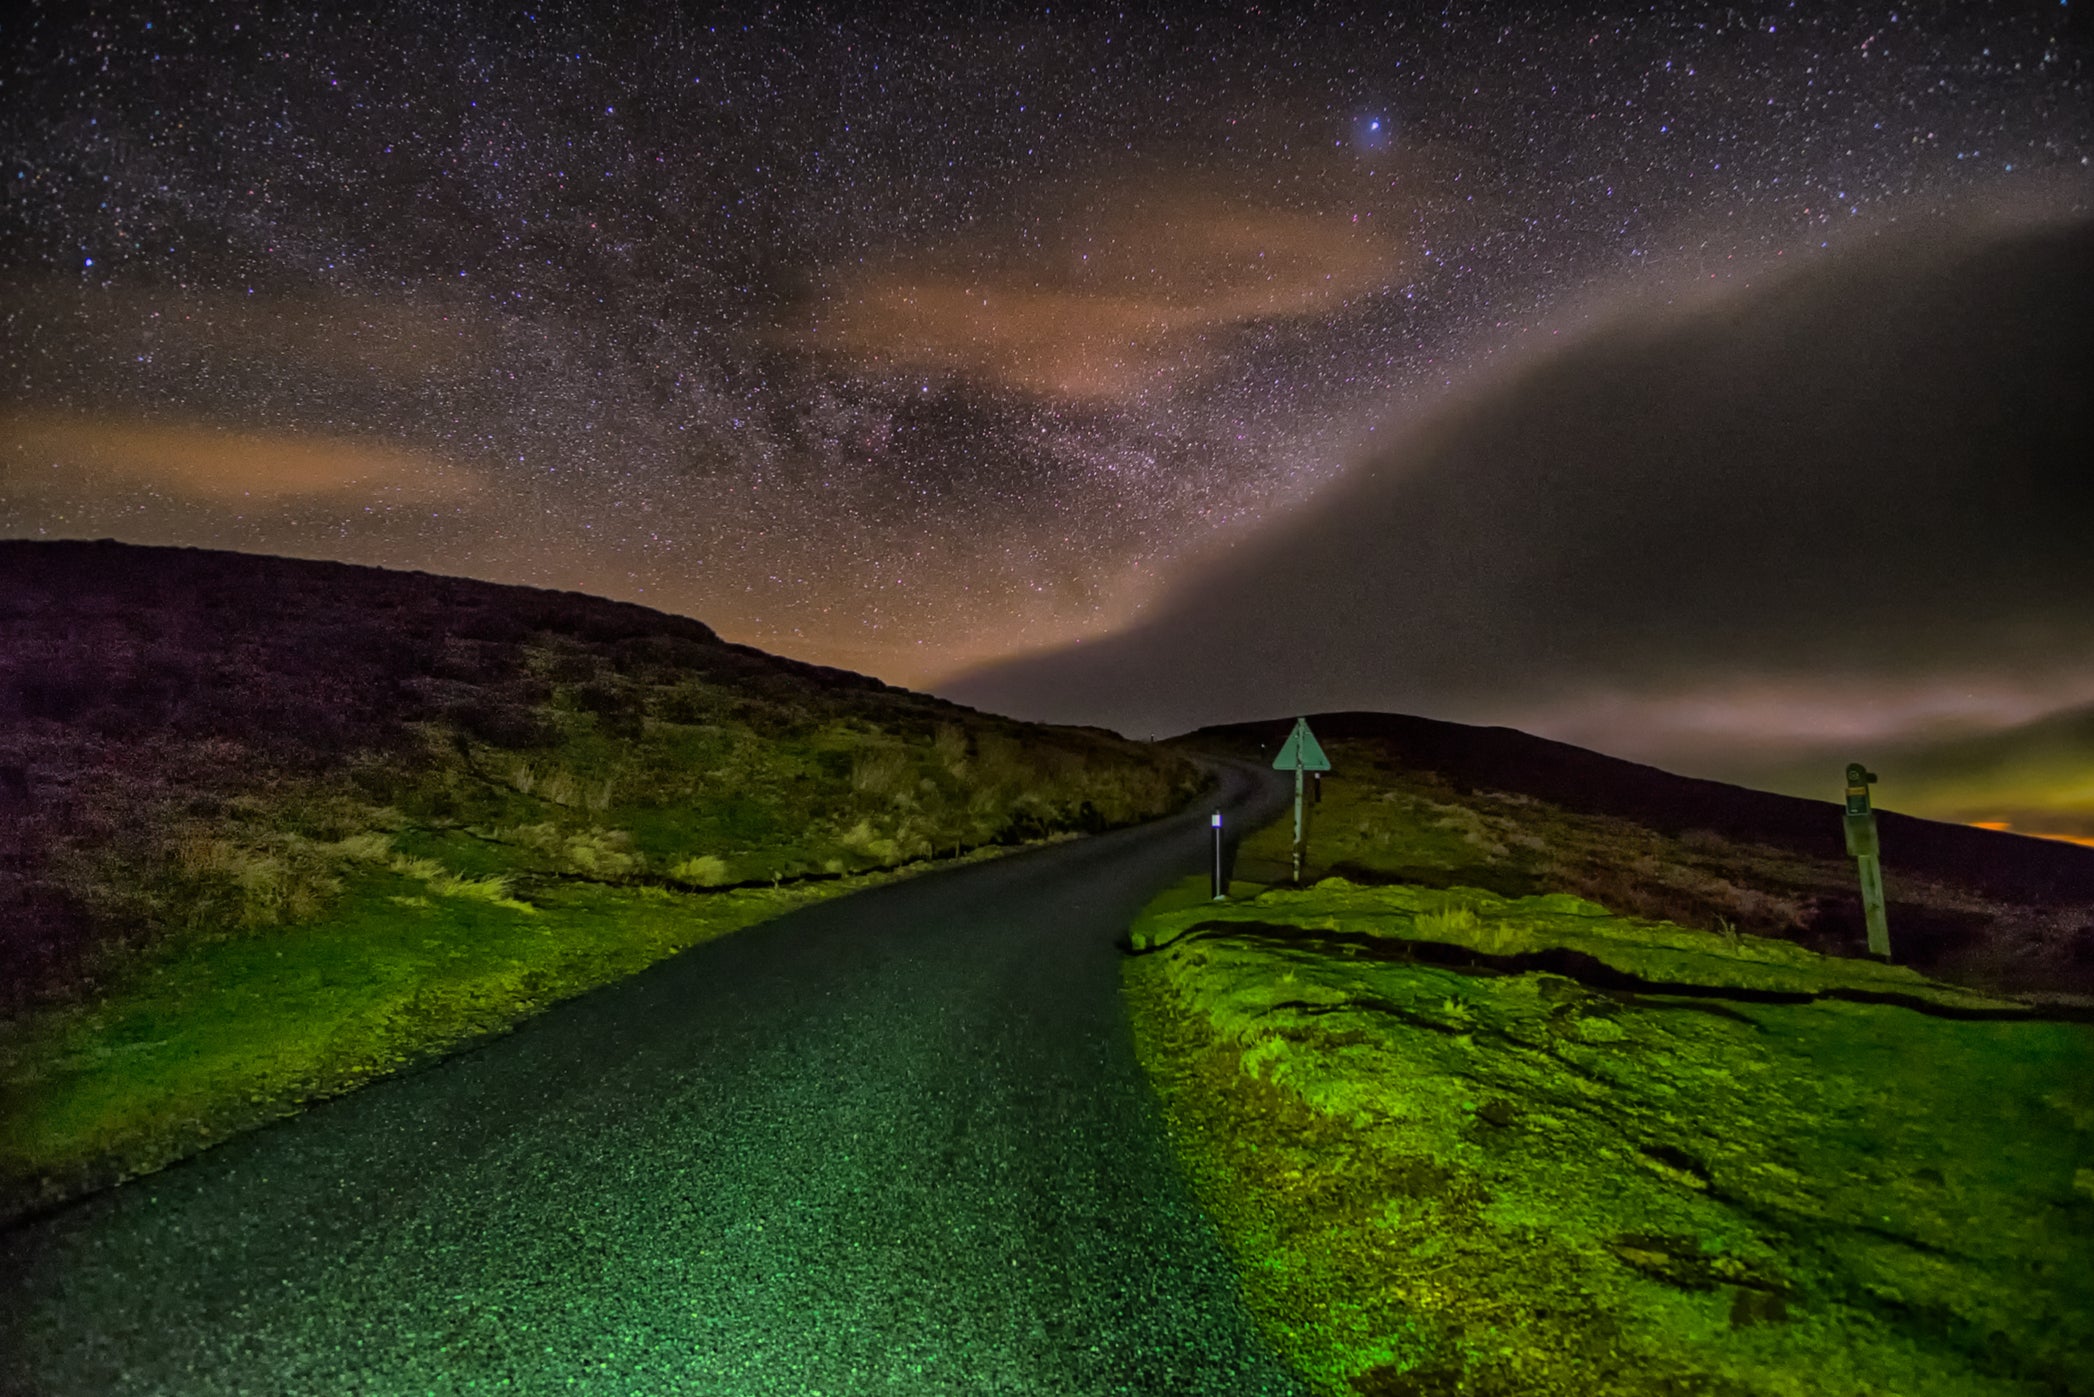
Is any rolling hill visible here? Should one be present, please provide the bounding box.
[0,539,1200,1218]
[1179,711,2094,998]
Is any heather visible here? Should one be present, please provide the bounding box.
[0,540,1199,1217]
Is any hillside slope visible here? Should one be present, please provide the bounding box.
[1179,712,2094,997]
[0,539,1199,1217]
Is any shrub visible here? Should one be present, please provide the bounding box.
[670,854,732,886]
[537,768,582,808]
[561,830,640,878]
[450,701,554,749]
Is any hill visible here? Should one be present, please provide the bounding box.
[0,539,1200,1218]
[1177,711,2094,997]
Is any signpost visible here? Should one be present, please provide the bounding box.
[1842,763,1892,960]
[1271,717,1332,884]
[1211,811,1226,900]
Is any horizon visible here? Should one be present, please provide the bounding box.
[4,2,2090,836]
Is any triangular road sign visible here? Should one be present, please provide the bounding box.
[1271,717,1331,772]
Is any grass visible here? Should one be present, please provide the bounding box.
[1125,737,2094,1394]
[0,845,1038,1221]
[1125,876,2094,1396]
[1215,736,2094,997]
[0,541,1203,1220]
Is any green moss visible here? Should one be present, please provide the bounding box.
[1126,879,2094,1396]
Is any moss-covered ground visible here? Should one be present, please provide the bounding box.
[1127,876,2094,1393]
[1202,735,2094,1000]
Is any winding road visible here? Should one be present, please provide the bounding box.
[2,764,1303,1395]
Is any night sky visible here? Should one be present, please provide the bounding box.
[4,5,2089,775]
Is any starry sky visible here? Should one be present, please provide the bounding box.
[3,5,2089,747]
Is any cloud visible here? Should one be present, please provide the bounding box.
[0,414,480,506]
[940,217,2094,756]
[801,175,1404,400]
[1702,700,2094,843]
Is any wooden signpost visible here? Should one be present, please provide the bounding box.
[1842,763,1892,960]
[1272,717,1332,884]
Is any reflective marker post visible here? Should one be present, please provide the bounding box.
[1270,717,1333,886]
[1211,811,1226,901]
[1293,766,1305,883]
[1843,763,1892,960]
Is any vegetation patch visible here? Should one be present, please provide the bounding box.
[0,542,1200,1220]
[0,850,1022,1222]
[1127,873,2094,1395]
[1187,730,2094,1001]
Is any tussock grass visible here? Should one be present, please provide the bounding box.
[388,855,533,911]
[668,854,731,886]
[1,541,1202,1220]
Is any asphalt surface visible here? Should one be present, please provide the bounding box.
[1,763,1303,1396]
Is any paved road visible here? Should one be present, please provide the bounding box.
[1,764,1302,1395]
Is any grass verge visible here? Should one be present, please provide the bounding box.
[0,839,1047,1223]
[1126,874,2094,1396]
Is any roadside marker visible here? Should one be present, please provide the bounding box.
[1211,811,1226,901]
[1271,718,1332,885]
[1842,763,1893,959]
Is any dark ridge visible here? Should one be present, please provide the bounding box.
[1177,710,2094,906]
[1141,920,2094,1025]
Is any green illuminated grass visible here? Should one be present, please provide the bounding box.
[1126,876,2094,1395]
[0,847,1030,1218]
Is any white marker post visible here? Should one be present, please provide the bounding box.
[1270,718,1333,885]
[1211,811,1226,901]
[1842,763,1892,959]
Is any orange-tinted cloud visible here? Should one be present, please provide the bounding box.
[804,178,1404,399]
[0,414,479,506]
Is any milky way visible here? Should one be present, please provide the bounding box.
[3,3,2087,684]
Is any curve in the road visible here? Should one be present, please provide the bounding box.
[1,762,1303,1396]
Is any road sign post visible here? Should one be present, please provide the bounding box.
[1842,763,1892,960]
[1271,718,1332,885]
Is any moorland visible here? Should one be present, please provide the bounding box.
[0,540,1199,1221]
